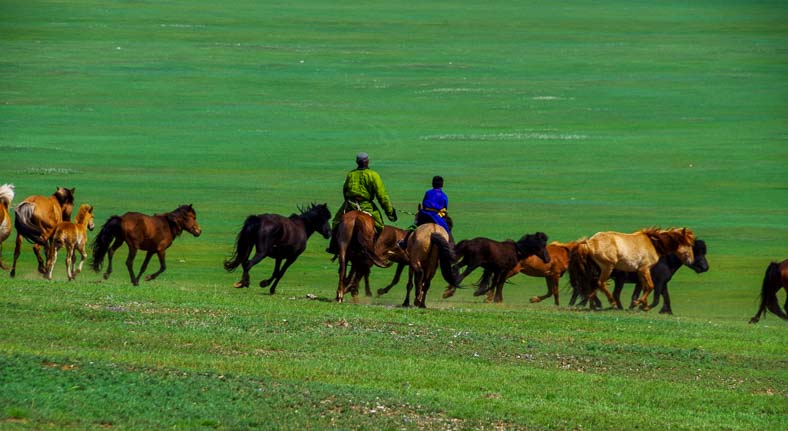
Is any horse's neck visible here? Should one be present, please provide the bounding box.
[663,254,684,274]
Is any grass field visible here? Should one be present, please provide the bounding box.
[1,1,787,430]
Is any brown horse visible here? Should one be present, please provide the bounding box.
[0,184,14,270]
[45,204,95,281]
[404,223,460,308]
[569,228,695,310]
[224,203,331,294]
[443,232,550,303]
[497,241,578,305]
[749,259,788,324]
[90,204,201,285]
[334,210,392,303]
[11,187,75,277]
[372,225,411,298]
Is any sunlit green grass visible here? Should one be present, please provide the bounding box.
[1,0,786,429]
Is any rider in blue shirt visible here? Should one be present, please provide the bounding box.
[416,176,450,234]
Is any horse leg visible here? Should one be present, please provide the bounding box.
[336,253,348,303]
[595,266,618,308]
[414,269,426,308]
[402,269,414,307]
[611,276,625,310]
[236,249,266,288]
[103,238,124,280]
[65,246,75,281]
[530,278,555,304]
[259,258,281,288]
[10,234,22,278]
[633,269,655,311]
[378,262,404,296]
[267,257,297,295]
[493,272,506,303]
[45,242,58,280]
[550,277,560,305]
[630,283,642,309]
[658,285,673,314]
[33,243,46,275]
[125,248,139,285]
[144,251,167,281]
[363,271,372,297]
[75,242,87,276]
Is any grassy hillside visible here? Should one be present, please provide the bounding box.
[1,1,786,429]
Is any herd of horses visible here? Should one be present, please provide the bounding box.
[1,184,786,324]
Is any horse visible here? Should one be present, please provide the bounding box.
[334,210,392,303]
[611,239,709,314]
[442,232,550,303]
[0,184,14,270]
[224,203,330,294]
[371,225,411,298]
[403,223,460,308]
[568,227,695,310]
[496,241,578,305]
[45,204,95,281]
[90,204,201,286]
[749,259,788,324]
[11,187,75,277]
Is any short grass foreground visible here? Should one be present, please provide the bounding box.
[0,281,785,430]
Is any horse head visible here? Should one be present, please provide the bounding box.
[302,203,331,239]
[75,204,95,231]
[170,204,201,237]
[686,239,708,273]
[515,232,550,263]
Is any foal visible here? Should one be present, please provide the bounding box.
[46,204,95,280]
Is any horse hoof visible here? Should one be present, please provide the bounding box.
[233,281,248,288]
[529,296,541,303]
[377,289,388,296]
[659,309,672,315]
[103,273,110,280]
[259,280,271,288]
[442,288,456,299]
[269,287,276,295]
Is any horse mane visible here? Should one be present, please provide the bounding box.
[294,202,329,224]
[74,204,93,225]
[639,227,695,255]
[0,184,14,207]
[164,204,195,237]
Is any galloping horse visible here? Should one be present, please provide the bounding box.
[749,259,788,324]
[568,228,695,310]
[90,204,201,286]
[404,223,460,308]
[45,204,95,281]
[224,203,330,294]
[372,225,410,297]
[500,241,578,305]
[0,184,14,270]
[611,239,709,314]
[443,232,550,303]
[11,187,75,277]
[334,210,392,303]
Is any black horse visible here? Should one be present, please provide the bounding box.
[749,259,788,324]
[224,203,331,294]
[570,239,709,313]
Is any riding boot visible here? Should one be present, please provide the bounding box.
[326,226,339,255]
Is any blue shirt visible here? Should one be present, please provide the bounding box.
[418,188,450,233]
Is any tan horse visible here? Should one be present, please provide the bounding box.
[11,187,75,277]
[569,228,695,310]
[45,204,95,281]
[405,224,460,308]
[497,241,579,305]
[90,204,201,285]
[0,184,14,270]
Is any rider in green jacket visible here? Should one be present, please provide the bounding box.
[327,152,397,254]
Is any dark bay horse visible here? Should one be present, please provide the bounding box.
[224,203,330,294]
[499,241,577,305]
[90,204,201,285]
[0,184,14,270]
[404,223,460,308]
[11,187,75,277]
[45,204,96,281]
[334,210,392,303]
[569,228,695,310]
[611,239,709,314]
[443,232,550,303]
[749,259,788,324]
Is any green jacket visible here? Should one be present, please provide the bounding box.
[333,167,396,230]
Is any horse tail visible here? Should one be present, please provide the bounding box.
[224,215,261,272]
[355,221,391,268]
[89,216,123,272]
[14,202,47,246]
[0,184,13,208]
[431,232,460,287]
[568,241,600,296]
[753,262,788,321]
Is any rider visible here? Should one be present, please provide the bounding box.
[399,175,452,249]
[326,152,397,254]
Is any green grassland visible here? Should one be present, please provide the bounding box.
[1,1,786,430]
